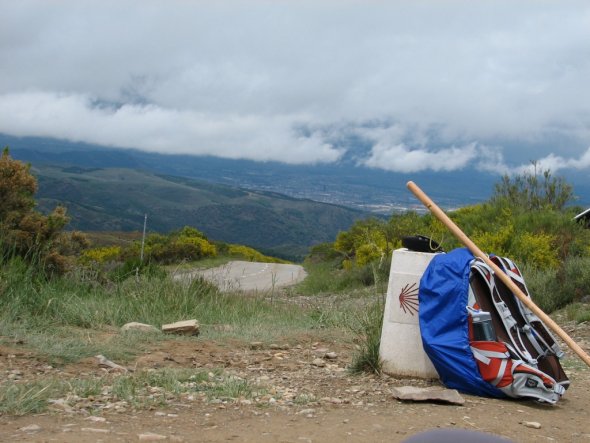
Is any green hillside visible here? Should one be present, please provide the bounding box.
[33,165,368,260]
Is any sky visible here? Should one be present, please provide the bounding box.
[1,0,590,176]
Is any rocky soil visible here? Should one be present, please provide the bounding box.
[1,313,590,442]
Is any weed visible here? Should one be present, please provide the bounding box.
[348,299,384,375]
[0,368,266,416]
[564,303,590,324]
[0,381,60,415]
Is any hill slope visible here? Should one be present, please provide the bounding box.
[33,165,368,260]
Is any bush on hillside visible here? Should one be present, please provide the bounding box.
[0,148,87,275]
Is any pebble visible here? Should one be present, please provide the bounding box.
[85,416,107,423]
[325,352,338,359]
[311,358,326,368]
[138,432,168,441]
[19,424,42,433]
[81,427,110,433]
[522,421,542,429]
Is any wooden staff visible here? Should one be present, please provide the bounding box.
[407,180,590,368]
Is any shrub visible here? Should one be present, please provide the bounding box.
[511,232,559,270]
[522,256,590,313]
[0,148,86,275]
[110,258,167,282]
[81,246,122,264]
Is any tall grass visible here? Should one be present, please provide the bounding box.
[348,299,384,374]
[297,259,389,295]
[0,257,324,363]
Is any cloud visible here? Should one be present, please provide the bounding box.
[0,91,343,164]
[362,143,478,173]
[1,1,590,170]
[514,147,590,174]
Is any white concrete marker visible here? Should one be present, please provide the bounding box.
[380,248,440,379]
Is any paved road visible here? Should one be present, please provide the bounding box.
[175,260,307,292]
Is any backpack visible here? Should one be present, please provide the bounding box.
[419,248,568,404]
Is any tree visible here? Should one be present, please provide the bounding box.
[0,148,85,274]
[492,162,574,211]
[334,218,390,267]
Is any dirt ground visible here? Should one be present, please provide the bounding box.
[1,313,590,443]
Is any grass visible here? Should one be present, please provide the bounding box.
[0,257,350,363]
[564,303,590,324]
[295,260,387,375]
[0,323,160,365]
[522,256,590,313]
[296,259,389,296]
[0,368,266,416]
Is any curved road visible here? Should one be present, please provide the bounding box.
[175,261,307,292]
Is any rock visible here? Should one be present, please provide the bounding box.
[19,424,42,433]
[85,416,107,423]
[250,342,264,350]
[391,386,465,405]
[523,421,542,429]
[324,352,338,359]
[269,343,290,350]
[298,408,316,416]
[138,432,168,441]
[81,427,110,433]
[121,322,160,333]
[95,355,128,373]
[311,358,326,367]
[162,319,200,336]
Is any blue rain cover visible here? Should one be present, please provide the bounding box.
[419,248,505,398]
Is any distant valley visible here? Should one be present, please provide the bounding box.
[3,134,519,212]
[32,164,366,261]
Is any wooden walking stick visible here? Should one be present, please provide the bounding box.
[407,180,590,368]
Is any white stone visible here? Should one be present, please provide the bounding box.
[121,322,160,333]
[19,424,42,433]
[81,427,110,433]
[311,358,326,367]
[85,416,107,422]
[379,249,439,378]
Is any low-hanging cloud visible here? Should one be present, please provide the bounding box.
[0,91,343,164]
[362,143,478,173]
[514,147,590,174]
